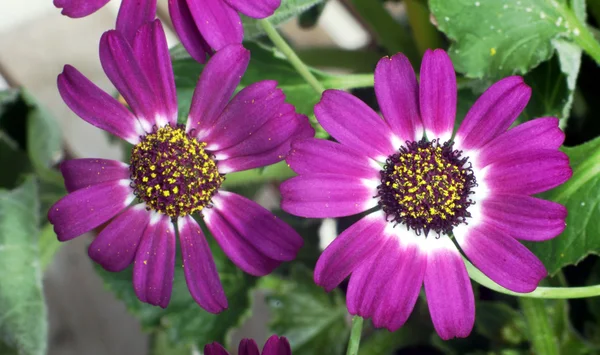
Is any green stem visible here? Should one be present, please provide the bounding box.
[297,48,382,72]
[557,4,600,65]
[519,298,559,355]
[259,19,325,94]
[222,161,294,188]
[405,0,443,56]
[325,73,374,90]
[465,258,600,299]
[346,316,364,355]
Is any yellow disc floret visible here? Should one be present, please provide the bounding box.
[129,124,224,218]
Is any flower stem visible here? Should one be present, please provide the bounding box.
[556,2,600,65]
[465,258,600,298]
[346,315,364,355]
[519,298,559,355]
[404,0,443,56]
[259,19,325,94]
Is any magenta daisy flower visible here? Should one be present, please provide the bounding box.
[48,19,311,311]
[205,335,291,355]
[54,0,281,63]
[280,50,572,339]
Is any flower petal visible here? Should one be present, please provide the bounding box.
[187,44,250,137]
[133,20,177,127]
[178,216,227,313]
[315,89,397,162]
[483,149,572,195]
[116,0,157,44]
[133,213,175,308]
[375,53,422,142]
[204,343,229,355]
[203,202,280,276]
[60,158,130,193]
[57,65,142,144]
[187,0,243,50]
[476,117,564,168]
[482,194,567,241]
[424,235,474,340]
[203,81,286,150]
[168,0,212,63]
[54,0,109,18]
[280,174,378,218]
[48,180,134,241]
[456,76,531,150]
[419,49,456,142]
[454,222,547,293]
[216,113,314,173]
[370,231,426,331]
[88,204,149,272]
[286,138,380,179]
[99,30,158,131]
[211,192,303,261]
[224,0,281,18]
[238,339,260,355]
[262,335,291,355]
[314,211,388,292]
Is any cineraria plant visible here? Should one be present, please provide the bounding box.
[2,0,600,355]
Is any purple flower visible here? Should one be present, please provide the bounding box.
[53,0,157,43]
[48,19,312,311]
[54,0,281,63]
[280,50,572,340]
[205,335,291,355]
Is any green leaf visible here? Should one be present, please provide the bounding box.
[22,91,63,186]
[266,266,350,355]
[527,135,600,274]
[0,177,47,355]
[475,302,526,345]
[242,0,324,40]
[97,231,256,349]
[520,40,582,125]
[430,0,580,79]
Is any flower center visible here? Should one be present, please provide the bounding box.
[129,124,224,218]
[377,139,476,236]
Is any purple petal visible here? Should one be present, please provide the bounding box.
[54,0,109,18]
[204,343,230,355]
[203,201,281,276]
[262,335,291,355]
[186,0,243,50]
[61,158,130,193]
[133,19,177,127]
[280,174,378,218]
[482,194,567,241]
[455,222,547,293]
[315,89,397,162]
[419,49,456,142]
[216,113,314,173]
[483,149,572,195]
[178,215,227,313]
[203,81,286,150]
[48,180,134,241]
[223,0,281,18]
[116,0,157,44]
[133,213,175,308]
[456,76,531,150]
[88,204,149,271]
[424,236,474,340]
[238,339,260,355]
[187,44,250,137]
[168,0,212,63]
[57,65,142,144]
[476,117,564,168]
[211,192,303,261]
[375,53,422,142]
[99,30,158,131]
[286,138,380,179]
[369,232,426,331]
[314,211,388,292]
